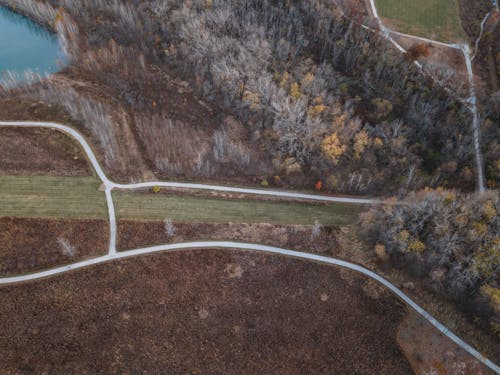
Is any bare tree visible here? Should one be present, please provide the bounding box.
[57,238,77,258]
[164,217,176,238]
[311,220,322,241]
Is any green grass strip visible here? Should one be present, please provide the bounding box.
[0,175,359,225]
[113,191,359,226]
[375,0,466,42]
[0,175,107,219]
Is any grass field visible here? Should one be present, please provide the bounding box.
[0,175,107,219]
[113,191,359,226]
[0,175,359,225]
[375,0,466,42]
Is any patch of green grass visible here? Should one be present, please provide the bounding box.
[113,191,359,226]
[0,175,360,225]
[0,175,107,219]
[375,0,466,42]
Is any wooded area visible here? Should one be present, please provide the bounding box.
[2,0,498,193]
[361,189,500,339]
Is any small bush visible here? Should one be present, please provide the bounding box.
[164,217,176,238]
[57,237,76,258]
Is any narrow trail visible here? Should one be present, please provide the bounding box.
[461,44,486,192]
[473,11,493,60]
[367,0,489,192]
[0,120,499,373]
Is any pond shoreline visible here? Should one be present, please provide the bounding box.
[0,4,66,82]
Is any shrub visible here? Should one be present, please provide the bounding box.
[164,217,176,238]
[57,237,76,258]
[311,220,322,241]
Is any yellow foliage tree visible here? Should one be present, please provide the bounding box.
[290,82,301,100]
[482,201,496,222]
[481,285,500,314]
[373,137,383,147]
[243,90,261,110]
[354,130,369,159]
[321,133,346,165]
[308,104,326,117]
[396,230,410,242]
[407,240,426,253]
[302,72,314,86]
[372,97,393,119]
[279,71,290,88]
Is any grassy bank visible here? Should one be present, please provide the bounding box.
[375,0,466,42]
[0,175,107,219]
[0,175,359,225]
[113,191,359,225]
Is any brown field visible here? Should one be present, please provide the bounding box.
[118,220,342,253]
[0,97,75,124]
[0,217,108,276]
[0,249,414,374]
[398,311,494,374]
[0,127,91,177]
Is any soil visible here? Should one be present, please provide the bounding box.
[373,258,500,366]
[397,310,494,374]
[49,72,155,182]
[0,126,91,176]
[0,217,109,276]
[117,220,500,369]
[0,249,413,374]
[0,96,74,123]
[117,220,342,253]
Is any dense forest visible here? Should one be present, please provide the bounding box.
[1,0,497,193]
[361,189,500,339]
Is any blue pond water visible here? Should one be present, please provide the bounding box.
[0,7,66,80]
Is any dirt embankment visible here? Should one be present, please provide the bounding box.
[0,125,91,177]
[0,217,108,276]
[0,249,413,374]
[398,311,494,375]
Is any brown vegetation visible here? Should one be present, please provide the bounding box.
[0,249,414,373]
[397,311,494,374]
[0,217,108,276]
[3,0,495,193]
[457,0,500,98]
[117,220,341,253]
[404,43,431,62]
[0,126,91,176]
